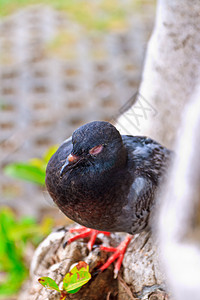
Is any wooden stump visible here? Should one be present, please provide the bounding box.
[20,227,169,299]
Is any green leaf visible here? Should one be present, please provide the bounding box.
[63,271,91,293]
[67,286,82,294]
[40,217,54,236]
[69,261,89,274]
[4,163,45,185]
[38,277,60,292]
[0,208,28,296]
[0,207,54,297]
[29,158,45,170]
[43,145,59,163]
[63,262,91,293]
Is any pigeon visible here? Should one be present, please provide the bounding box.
[46,121,172,277]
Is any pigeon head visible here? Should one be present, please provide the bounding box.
[60,121,127,177]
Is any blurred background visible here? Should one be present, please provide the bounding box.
[0,0,155,298]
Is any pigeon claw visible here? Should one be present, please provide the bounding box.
[66,226,110,251]
[65,226,132,278]
[99,234,133,278]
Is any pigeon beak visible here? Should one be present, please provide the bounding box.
[60,153,80,177]
[67,153,79,163]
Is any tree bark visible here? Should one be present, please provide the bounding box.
[20,228,168,300]
[117,0,200,148]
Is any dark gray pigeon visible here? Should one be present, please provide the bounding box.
[45,121,172,275]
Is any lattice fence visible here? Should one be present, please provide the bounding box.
[0,4,154,216]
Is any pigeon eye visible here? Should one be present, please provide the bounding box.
[89,145,103,155]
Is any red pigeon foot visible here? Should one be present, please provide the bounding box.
[65,226,132,278]
[65,226,110,251]
[100,234,132,278]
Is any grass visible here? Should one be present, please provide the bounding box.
[0,207,54,297]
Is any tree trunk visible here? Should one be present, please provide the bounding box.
[158,85,200,300]
[117,0,200,148]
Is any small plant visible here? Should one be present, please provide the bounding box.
[38,261,91,299]
[4,145,58,186]
[0,207,53,297]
